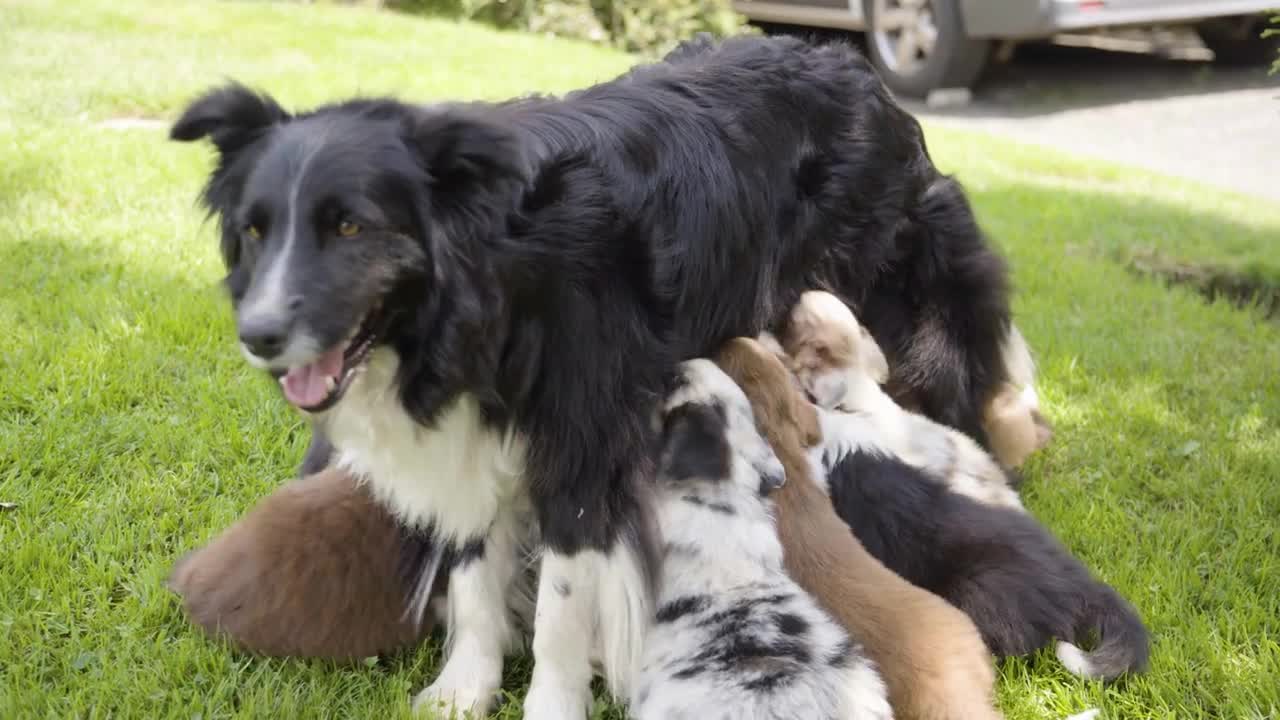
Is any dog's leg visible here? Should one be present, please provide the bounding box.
[516,486,655,719]
[522,550,598,718]
[522,526,653,720]
[412,509,522,717]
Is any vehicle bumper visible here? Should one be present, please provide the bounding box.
[962,0,1278,39]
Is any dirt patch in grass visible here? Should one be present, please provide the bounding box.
[1128,250,1280,322]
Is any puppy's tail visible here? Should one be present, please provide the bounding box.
[1055,585,1150,681]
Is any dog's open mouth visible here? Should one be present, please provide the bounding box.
[278,307,380,413]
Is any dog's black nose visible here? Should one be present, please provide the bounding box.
[239,318,289,359]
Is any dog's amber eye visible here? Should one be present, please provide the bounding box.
[243,224,261,241]
[337,220,361,238]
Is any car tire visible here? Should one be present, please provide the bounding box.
[1196,15,1279,66]
[862,0,990,98]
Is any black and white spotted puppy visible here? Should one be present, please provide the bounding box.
[631,359,892,720]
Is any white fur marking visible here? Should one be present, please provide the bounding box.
[239,145,315,328]
[238,143,332,367]
[321,349,526,541]
[1055,641,1101,679]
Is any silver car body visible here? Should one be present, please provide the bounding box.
[732,0,1277,37]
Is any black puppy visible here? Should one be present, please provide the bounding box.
[783,294,1150,681]
[825,450,1150,680]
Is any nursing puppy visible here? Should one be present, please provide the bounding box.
[784,292,1150,680]
[171,34,1013,717]
[782,291,1023,510]
[716,338,1002,720]
[632,359,891,720]
[167,468,444,660]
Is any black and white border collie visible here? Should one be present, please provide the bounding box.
[171,34,1011,717]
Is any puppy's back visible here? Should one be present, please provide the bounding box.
[770,446,1001,720]
[168,469,439,660]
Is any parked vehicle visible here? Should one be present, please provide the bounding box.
[731,0,1279,96]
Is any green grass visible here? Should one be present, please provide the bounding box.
[1,0,1278,718]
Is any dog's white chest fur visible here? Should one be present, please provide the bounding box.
[317,349,527,541]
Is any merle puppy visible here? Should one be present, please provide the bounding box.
[633,358,891,720]
[170,34,1010,718]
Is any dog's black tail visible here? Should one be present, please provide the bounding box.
[861,172,1012,448]
[1055,584,1151,681]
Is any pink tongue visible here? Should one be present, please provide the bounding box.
[280,346,346,408]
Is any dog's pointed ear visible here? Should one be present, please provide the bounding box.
[170,83,289,155]
[402,106,528,211]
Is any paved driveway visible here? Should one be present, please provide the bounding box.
[904,41,1280,201]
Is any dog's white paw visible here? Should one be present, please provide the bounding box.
[521,677,591,720]
[411,672,499,719]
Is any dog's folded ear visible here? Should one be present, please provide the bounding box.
[659,403,732,484]
[169,82,289,155]
[402,106,529,213]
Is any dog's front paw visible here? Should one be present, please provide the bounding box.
[412,672,499,719]
[521,677,591,720]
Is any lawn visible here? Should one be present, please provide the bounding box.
[1,0,1278,718]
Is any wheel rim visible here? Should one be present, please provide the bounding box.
[871,0,938,76]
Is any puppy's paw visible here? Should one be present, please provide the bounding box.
[412,671,499,718]
[521,676,591,720]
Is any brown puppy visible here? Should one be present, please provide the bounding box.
[167,468,443,661]
[716,337,1003,720]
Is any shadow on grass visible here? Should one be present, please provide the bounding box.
[1128,250,1280,322]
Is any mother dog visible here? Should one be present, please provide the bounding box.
[171,34,1010,718]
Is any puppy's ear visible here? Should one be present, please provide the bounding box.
[403,106,528,215]
[659,403,732,484]
[858,324,890,385]
[170,82,289,155]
